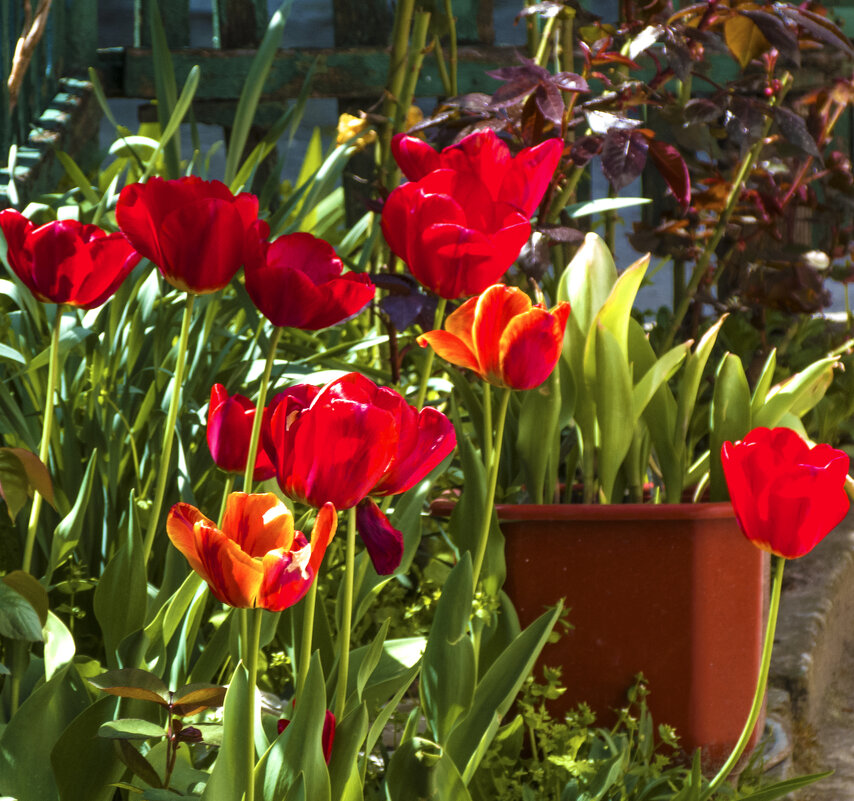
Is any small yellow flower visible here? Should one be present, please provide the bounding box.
[336,113,377,151]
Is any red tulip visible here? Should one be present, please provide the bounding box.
[392,130,563,217]
[166,493,336,610]
[0,210,140,308]
[417,284,570,390]
[264,372,455,574]
[116,176,261,294]
[381,132,562,299]
[206,384,275,480]
[721,427,850,559]
[277,708,335,763]
[244,232,375,330]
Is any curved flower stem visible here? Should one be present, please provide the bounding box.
[334,507,357,721]
[296,574,319,697]
[702,556,785,799]
[244,607,263,801]
[482,383,493,474]
[415,297,447,410]
[472,386,512,589]
[243,325,283,492]
[21,306,63,575]
[143,293,196,565]
[443,0,458,96]
[217,474,236,526]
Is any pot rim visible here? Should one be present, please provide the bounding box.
[430,499,736,522]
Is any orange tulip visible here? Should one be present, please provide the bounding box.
[166,493,336,611]
[417,284,570,390]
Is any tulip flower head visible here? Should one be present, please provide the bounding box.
[0,210,140,308]
[116,176,261,294]
[721,427,850,559]
[381,131,563,299]
[418,284,571,390]
[244,231,375,330]
[206,384,275,481]
[166,493,336,610]
[264,372,456,574]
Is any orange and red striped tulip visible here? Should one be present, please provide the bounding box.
[166,493,336,610]
[417,284,570,390]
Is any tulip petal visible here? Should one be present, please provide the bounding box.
[472,285,532,379]
[500,138,563,216]
[193,519,264,607]
[308,502,338,575]
[258,538,313,611]
[166,503,212,580]
[356,499,403,575]
[417,330,481,375]
[444,296,478,353]
[392,133,441,180]
[221,492,295,557]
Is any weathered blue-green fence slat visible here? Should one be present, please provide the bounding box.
[213,0,268,49]
[134,0,191,48]
[65,0,99,76]
[103,44,514,101]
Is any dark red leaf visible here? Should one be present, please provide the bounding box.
[171,683,228,717]
[648,139,691,208]
[738,9,800,67]
[780,6,854,58]
[569,135,603,166]
[601,129,649,191]
[115,740,163,788]
[773,107,823,159]
[684,97,722,125]
[539,225,586,243]
[89,669,170,707]
[490,76,541,108]
[521,92,549,147]
[536,83,566,127]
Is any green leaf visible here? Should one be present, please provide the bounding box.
[0,581,43,641]
[356,619,390,703]
[225,1,292,185]
[328,704,368,801]
[516,370,561,504]
[556,232,617,335]
[587,324,634,503]
[420,555,476,743]
[565,197,651,218]
[98,718,166,740]
[631,342,691,424]
[709,353,752,501]
[203,663,250,801]
[51,696,135,801]
[754,356,838,428]
[43,610,75,682]
[676,315,726,444]
[444,603,561,780]
[732,770,832,801]
[0,665,90,801]
[749,349,777,414]
[255,652,330,801]
[55,151,100,205]
[93,490,147,667]
[48,450,98,581]
[595,253,649,355]
[385,737,474,801]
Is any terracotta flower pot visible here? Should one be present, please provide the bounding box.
[439,500,769,771]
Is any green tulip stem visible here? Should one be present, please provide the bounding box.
[296,572,319,698]
[534,13,557,67]
[217,474,236,526]
[334,507,357,721]
[143,293,196,565]
[472,386,511,589]
[21,306,63,576]
[483,383,493,474]
[243,606,263,801]
[414,297,448,410]
[243,325,283,492]
[702,555,786,799]
[443,0,458,96]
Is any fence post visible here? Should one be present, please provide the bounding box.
[65,0,100,76]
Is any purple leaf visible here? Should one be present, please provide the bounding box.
[780,6,854,58]
[648,139,691,207]
[738,9,800,67]
[601,129,649,191]
[553,72,589,93]
[773,107,823,160]
[536,83,566,127]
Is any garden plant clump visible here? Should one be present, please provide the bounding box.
[1,1,854,800]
